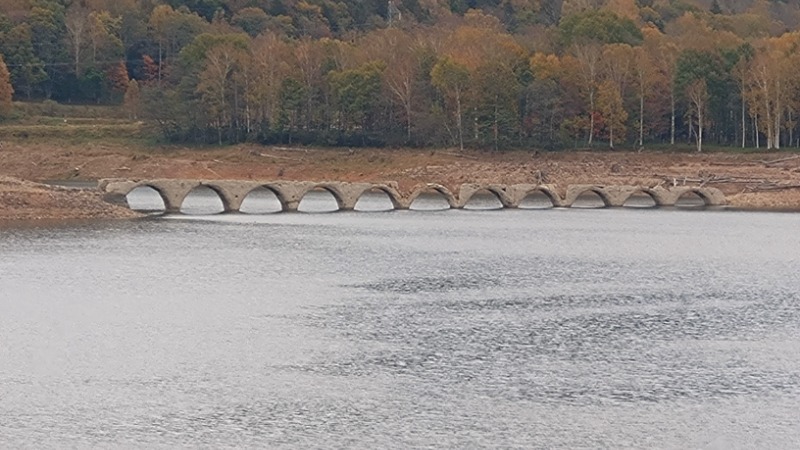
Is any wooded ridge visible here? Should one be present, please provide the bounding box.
[0,0,798,151]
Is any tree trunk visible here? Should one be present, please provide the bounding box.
[774,86,781,150]
[455,89,463,151]
[493,97,499,151]
[588,89,594,147]
[670,89,675,145]
[741,97,746,148]
[609,121,614,149]
[697,109,703,152]
[406,101,412,142]
[755,115,760,149]
[764,94,772,150]
[638,84,644,148]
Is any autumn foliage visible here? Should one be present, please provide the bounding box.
[1,1,800,149]
[0,53,12,117]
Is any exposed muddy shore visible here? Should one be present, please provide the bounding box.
[0,177,141,222]
[1,143,800,220]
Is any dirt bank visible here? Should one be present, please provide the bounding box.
[1,141,800,213]
[0,177,141,222]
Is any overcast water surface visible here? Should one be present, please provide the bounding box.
[1,190,799,448]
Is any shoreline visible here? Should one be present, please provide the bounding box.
[1,144,800,220]
[0,177,142,223]
[1,176,799,225]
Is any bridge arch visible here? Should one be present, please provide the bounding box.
[298,183,347,212]
[407,184,457,210]
[245,184,290,212]
[621,188,660,208]
[132,182,190,212]
[569,187,612,208]
[517,186,560,208]
[181,185,226,214]
[461,185,510,209]
[125,184,169,212]
[675,188,711,207]
[239,185,284,213]
[354,184,403,211]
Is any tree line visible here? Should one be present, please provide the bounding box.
[0,0,799,150]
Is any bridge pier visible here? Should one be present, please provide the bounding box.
[335,182,376,210]
[202,181,261,213]
[283,200,300,212]
[601,186,640,207]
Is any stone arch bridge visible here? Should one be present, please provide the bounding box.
[99,179,727,213]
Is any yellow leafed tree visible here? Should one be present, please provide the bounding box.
[0,54,14,118]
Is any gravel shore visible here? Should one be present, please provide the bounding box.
[0,177,141,222]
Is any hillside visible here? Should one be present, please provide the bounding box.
[1,0,800,151]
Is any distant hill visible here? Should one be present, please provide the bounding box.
[1,0,799,150]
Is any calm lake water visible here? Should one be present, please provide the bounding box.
[1,190,799,448]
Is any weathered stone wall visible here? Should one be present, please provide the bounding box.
[98,179,728,213]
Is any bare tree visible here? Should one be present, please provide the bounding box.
[686,79,709,152]
[65,3,90,76]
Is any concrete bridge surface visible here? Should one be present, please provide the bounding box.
[98,178,727,213]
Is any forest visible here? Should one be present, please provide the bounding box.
[0,0,799,150]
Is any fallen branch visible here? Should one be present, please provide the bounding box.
[660,175,772,185]
[439,151,479,160]
[258,153,303,161]
[761,155,800,166]
[745,183,800,192]
[204,165,220,177]
[709,161,759,167]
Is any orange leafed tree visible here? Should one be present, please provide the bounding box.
[107,61,129,93]
[142,55,160,84]
[0,54,14,117]
[123,79,140,120]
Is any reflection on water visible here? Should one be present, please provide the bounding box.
[1,207,800,448]
[182,185,224,215]
[463,192,503,210]
[240,187,282,214]
[298,188,339,213]
[126,186,165,212]
[409,191,450,210]
[623,193,657,208]
[354,190,395,212]
[676,191,708,208]
[571,191,607,208]
[518,191,555,209]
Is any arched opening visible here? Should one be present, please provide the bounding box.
[409,189,452,211]
[463,189,504,210]
[298,188,340,213]
[181,186,225,215]
[355,189,396,212]
[518,190,556,209]
[623,191,657,208]
[675,190,707,208]
[571,190,607,209]
[126,186,166,212]
[240,187,282,214]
